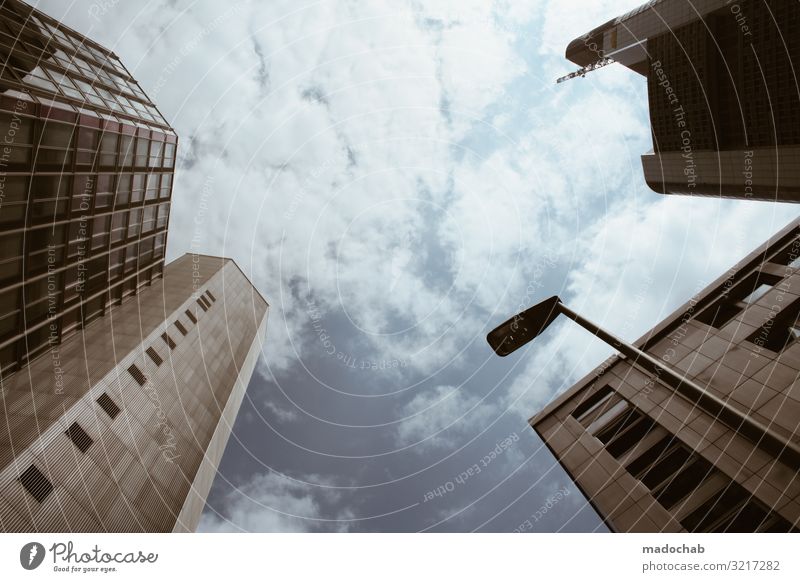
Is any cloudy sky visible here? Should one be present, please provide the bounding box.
[36,0,800,531]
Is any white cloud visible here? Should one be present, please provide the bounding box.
[503,196,800,416]
[198,471,352,532]
[395,384,498,451]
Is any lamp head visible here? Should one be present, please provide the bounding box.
[487,296,562,356]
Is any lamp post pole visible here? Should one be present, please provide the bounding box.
[488,296,800,468]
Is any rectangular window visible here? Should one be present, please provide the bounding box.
[65,422,94,453]
[141,205,157,234]
[94,174,115,210]
[120,134,134,167]
[153,232,166,259]
[128,363,146,385]
[185,309,197,324]
[110,212,127,244]
[205,290,216,302]
[19,465,54,503]
[135,137,149,167]
[148,140,163,168]
[128,208,142,238]
[97,392,120,419]
[99,131,118,166]
[131,174,145,205]
[145,173,159,201]
[174,320,188,336]
[695,271,783,329]
[572,384,614,423]
[746,297,800,353]
[116,174,132,206]
[146,346,163,366]
[155,203,169,230]
[197,297,208,312]
[159,174,172,199]
[161,332,176,350]
[741,284,774,305]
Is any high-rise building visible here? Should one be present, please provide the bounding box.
[0,0,176,375]
[0,1,270,532]
[564,0,800,202]
[0,254,268,531]
[530,218,800,532]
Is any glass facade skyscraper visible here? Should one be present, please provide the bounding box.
[0,0,176,375]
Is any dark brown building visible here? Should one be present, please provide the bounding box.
[0,0,176,375]
[564,0,800,202]
[0,1,269,532]
[531,218,800,532]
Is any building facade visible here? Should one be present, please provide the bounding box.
[0,0,176,376]
[564,0,800,202]
[531,218,800,532]
[0,254,269,531]
[0,2,270,532]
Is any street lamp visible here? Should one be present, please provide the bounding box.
[487,295,800,467]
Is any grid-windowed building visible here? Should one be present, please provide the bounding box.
[564,0,800,201]
[0,1,269,532]
[531,218,800,532]
[0,0,176,374]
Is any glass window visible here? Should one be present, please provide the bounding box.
[0,112,33,144]
[0,307,20,340]
[67,221,87,259]
[35,148,72,167]
[95,174,115,210]
[134,137,149,167]
[131,174,145,204]
[0,112,33,164]
[110,211,127,244]
[156,203,170,229]
[71,175,95,213]
[30,198,68,223]
[0,257,21,285]
[21,66,58,92]
[128,208,142,238]
[39,121,74,148]
[747,298,800,353]
[0,233,23,262]
[153,233,166,259]
[115,174,131,207]
[742,283,773,305]
[145,174,159,201]
[141,206,156,234]
[1,175,28,202]
[108,248,124,278]
[148,140,163,168]
[119,134,134,167]
[163,142,176,168]
[32,175,68,201]
[159,173,172,199]
[76,127,99,166]
[77,127,99,150]
[99,132,118,166]
[124,245,138,274]
[91,215,110,250]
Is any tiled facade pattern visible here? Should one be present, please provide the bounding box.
[0,0,177,376]
[565,0,800,201]
[531,218,800,532]
[0,254,269,531]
